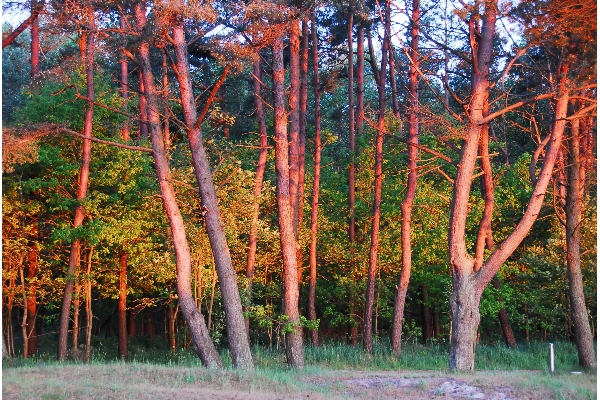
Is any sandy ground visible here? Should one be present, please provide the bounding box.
[2,363,596,399]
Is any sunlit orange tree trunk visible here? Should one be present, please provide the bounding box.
[363,0,389,354]
[273,33,304,367]
[134,2,222,368]
[390,0,419,356]
[447,1,573,370]
[170,14,253,370]
[57,6,95,361]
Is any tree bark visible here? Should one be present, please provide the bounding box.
[57,11,96,361]
[26,221,39,355]
[138,71,148,139]
[363,0,389,354]
[19,267,28,359]
[118,250,128,360]
[170,18,253,369]
[564,106,596,370]
[273,34,304,367]
[491,277,517,348]
[135,3,222,368]
[120,15,130,141]
[308,16,322,347]
[286,20,302,239]
[390,0,419,356]
[449,26,572,371]
[297,17,309,282]
[30,0,40,77]
[349,23,365,346]
[245,57,269,336]
[84,248,93,361]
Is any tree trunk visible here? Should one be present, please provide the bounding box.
[363,0,389,354]
[421,286,433,344]
[84,248,93,361]
[170,19,252,369]
[136,4,222,368]
[273,34,304,367]
[349,23,365,346]
[57,13,96,360]
[491,277,517,348]
[245,57,269,336]
[449,47,571,371]
[565,108,596,370]
[128,312,136,337]
[27,221,39,355]
[138,71,148,139]
[168,303,176,354]
[72,272,81,354]
[118,251,128,360]
[120,15,130,141]
[390,0,419,356]
[19,267,28,359]
[288,20,301,239]
[30,0,39,77]
[308,16,322,347]
[297,17,309,283]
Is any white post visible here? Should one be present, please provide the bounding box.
[549,343,554,373]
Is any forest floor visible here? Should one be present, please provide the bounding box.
[2,362,596,400]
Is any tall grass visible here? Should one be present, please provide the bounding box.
[4,335,587,373]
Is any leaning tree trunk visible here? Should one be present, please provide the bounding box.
[307,15,322,347]
[564,108,596,370]
[273,34,304,368]
[363,0,389,354]
[245,57,269,336]
[171,18,253,370]
[57,11,96,361]
[390,0,419,356]
[135,3,222,369]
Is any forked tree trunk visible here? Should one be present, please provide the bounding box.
[288,20,301,240]
[273,34,304,367]
[390,0,419,356]
[363,0,389,354]
[245,57,269,336]
[449,48,572,372]
[135,3,222,368]
[171,18,253,369]
[308,15,322,347]
[118,251,128,360]
[565,108,596,370]
[57,12,96,361]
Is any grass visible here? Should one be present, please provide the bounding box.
[3,338,596,399]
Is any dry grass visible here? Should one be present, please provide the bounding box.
[2,362,596,400]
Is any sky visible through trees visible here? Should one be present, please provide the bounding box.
[1,0,596,374]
